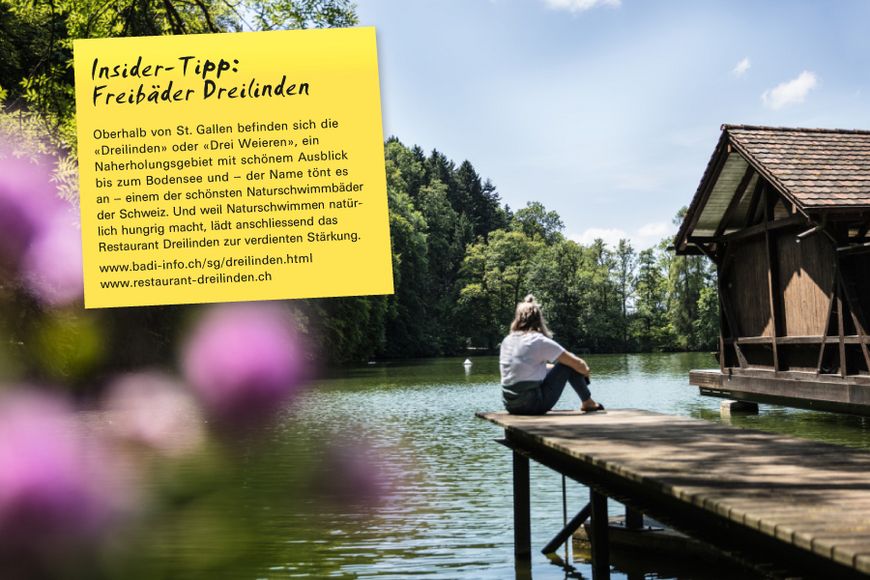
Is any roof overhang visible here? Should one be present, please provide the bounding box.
[674,126,811,254]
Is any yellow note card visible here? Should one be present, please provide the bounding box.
[74,27,393,308]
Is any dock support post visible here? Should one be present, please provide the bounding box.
[590,489,611,579]
[512,450,531,560]
[625,506,643,530]
[720,399,759,417]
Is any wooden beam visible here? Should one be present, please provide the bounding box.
[726,336,870,345]
[837,268,870,373]
[729,336,773,345]
[513,450,531,560]
[837,284,847,378]
[764,192,780,372]
[691,371,870,411]
[851,308,870,372]
[714,165,755,238]
[817,278,837,375]
[541,502,591,555]
[590,489,611,580]
[718,253,748,369]
[710,245,728,373]
[690,215,805,245]
[838,242,870,256]
[745,179,765,227]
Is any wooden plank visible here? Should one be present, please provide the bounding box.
[726,367,870,385]
[689,369,723,389]
[692,372,870,412]
[777,230,835,337]
[730,236,774,340]
[480,409,870,577]
[725,336,870,345]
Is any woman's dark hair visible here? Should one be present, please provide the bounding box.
[510,294,552,337]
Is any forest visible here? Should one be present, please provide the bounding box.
[0,0,719,368]
[311,139,719,361]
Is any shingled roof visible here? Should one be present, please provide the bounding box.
[675,125,870,253]
[727,125,870,208]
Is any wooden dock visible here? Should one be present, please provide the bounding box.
[691,368,870,415]
[477,409,870,579]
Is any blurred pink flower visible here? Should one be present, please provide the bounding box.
[0,152,83,306]
[0,155,63,273]
[0,390,128,563]
[21,206,84,307]
[103,371,206,457]
[181,303,308,427]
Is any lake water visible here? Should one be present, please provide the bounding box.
[261,353,870,579]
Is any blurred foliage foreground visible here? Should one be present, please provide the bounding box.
[0,143,391,579]
[0,1,396,576]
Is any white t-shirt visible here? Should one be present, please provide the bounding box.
[499,331,565,385]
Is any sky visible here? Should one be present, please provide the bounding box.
[355,0,870,248]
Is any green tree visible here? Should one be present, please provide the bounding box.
[478,179,509,238]
[614,239,637,350]
[425,149,460,210]
[415,180,472,353]
[526,239,586,349]
[665,208,718,351]
[632,246,672,351]
[458,230,543,349]
[694,284,720,351]
[511,201,564,244]
[380,188,430,357]
[1,0,358,147]
[454,160,508,239]
[580,239,622,352]
[305,295,388,363]
[384,137,426,200]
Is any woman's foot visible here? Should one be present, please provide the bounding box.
[580,400,605,413]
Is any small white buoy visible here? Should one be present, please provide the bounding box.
[463,358,472,366]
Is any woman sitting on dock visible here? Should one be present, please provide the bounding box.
[500,295,603,415]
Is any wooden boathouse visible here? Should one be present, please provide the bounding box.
[675,125,870,414]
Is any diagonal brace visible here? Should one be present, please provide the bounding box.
[541,502,592,554]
